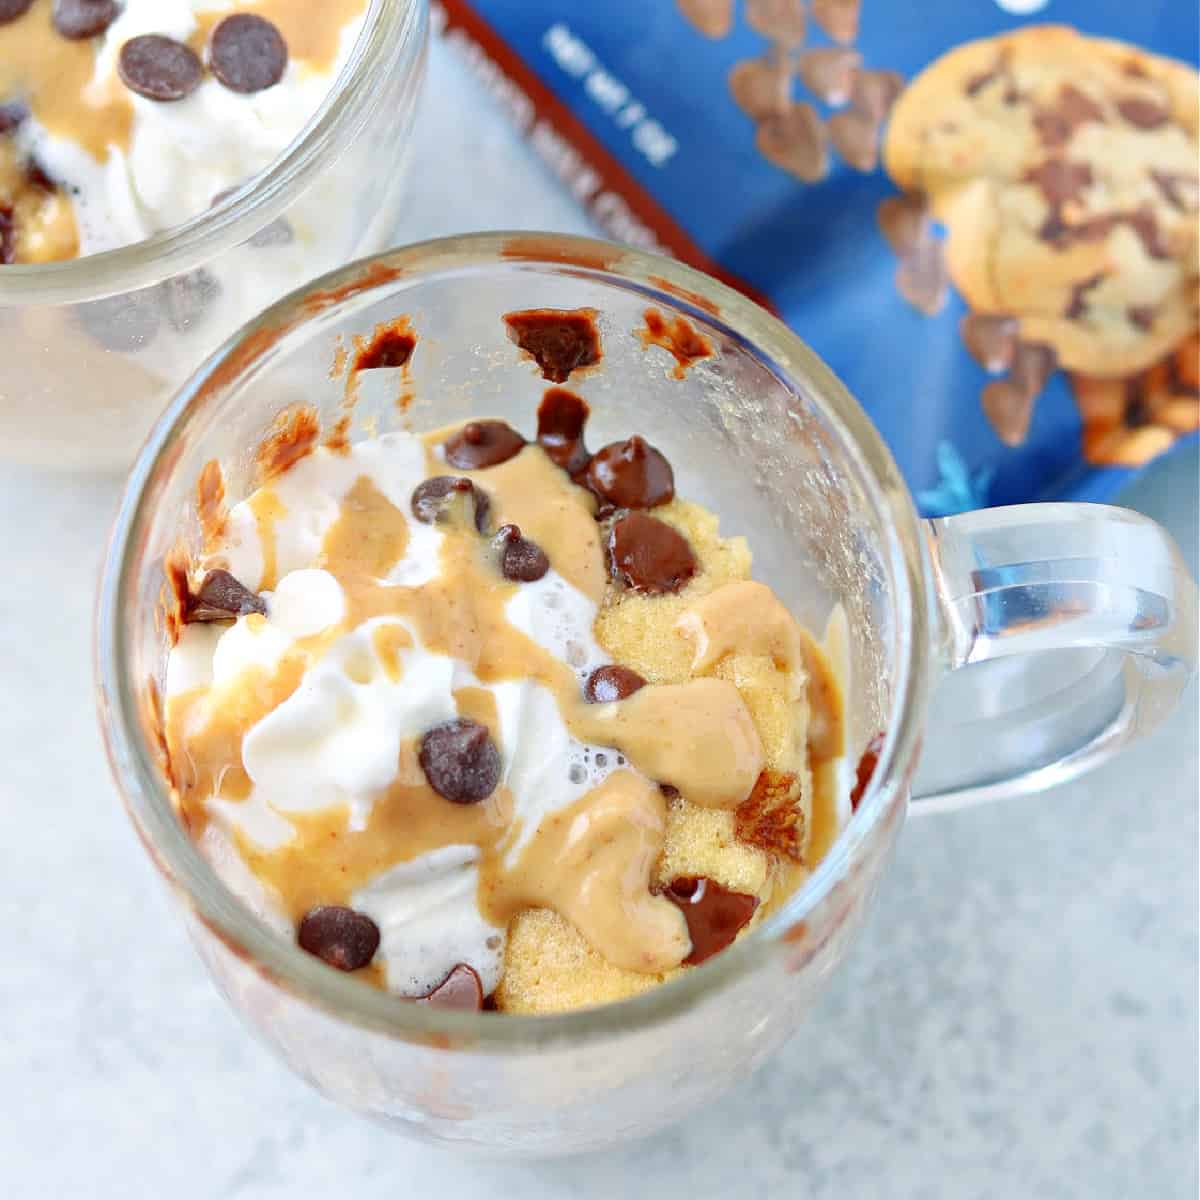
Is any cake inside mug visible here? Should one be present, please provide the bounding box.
[158,309,865,1015]
[0,0,365,263]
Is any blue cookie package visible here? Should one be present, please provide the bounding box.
[435,0,1199,515]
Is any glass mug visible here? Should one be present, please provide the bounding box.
[96,233,1198,1156]
[0,0,426,472]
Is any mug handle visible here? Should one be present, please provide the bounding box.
[911,503,1197,812]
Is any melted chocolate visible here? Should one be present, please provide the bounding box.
[355,328,416,371]
[416,963,484,1011]
[443,421,525,470]
[663,877,759,965]
[585,436,674,510]
[185,569,267,622]
[608,512,698,595]
[583,664,646,704]
[536,387,591,477]
[503,308,602,383]
[849,732,885,811]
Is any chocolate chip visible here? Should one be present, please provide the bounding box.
[1024,159,1093,206]
[663,877,759,966]
[416,963,484,1011]
[810,0,859,44]
[209,13,288,94]
[1010,341,1057,397]
[850,69,904,122]
[162,268,221,332]
[728,55,792,121]
[959,314,1018,374]
[756,102,828,183]
[583,664,646,703]
[1128,305,1156,331]
[877,193,929,256]
[609,512,698,595]
[185,569,267,622]
[982,378,1035,447]
[796,47,861,107]
[52,0,117,38]
[0,206,14,266]
[76,287,161,352]
[675,0,733,38]
[536,387,591,476]
[503,309,603,383]
[118,35,204,102]
[0,101,29,134]
[443,420,525,470]
[585,436,674,509]
[354,329,415,371]
[0,0,33,24]
[849,732,884,811]
[895,236,948,316]
[744,0,806,49]
[493,524,549,582]
[410,476,490,532]
[1064,272,1105,320]
[1116,96,1169,129]
[828,109,879,172]
[419,718,501,804]
[297,906,380,971]
[982,343,1056,448]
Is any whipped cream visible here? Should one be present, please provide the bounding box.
[167,434,618,996]
[22,0,365,255]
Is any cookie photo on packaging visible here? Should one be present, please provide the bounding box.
[435,0,1199,511]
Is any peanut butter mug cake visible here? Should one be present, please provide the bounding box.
[159,308,858,1015]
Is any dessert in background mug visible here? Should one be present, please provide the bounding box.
[0,0,427,468]
[98,233,1197,1154]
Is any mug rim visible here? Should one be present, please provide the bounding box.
[96,231,934,1046]
[0,0,424,307]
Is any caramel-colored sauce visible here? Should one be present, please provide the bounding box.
[189,0,364,75]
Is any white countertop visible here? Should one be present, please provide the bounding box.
[3,40,1197,1199]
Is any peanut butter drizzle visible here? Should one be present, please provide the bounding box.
[573,680,766,810]
[189,0,365,75]
[0,0,132,164]
[798,627,844,762]
[423,437,607,605]
[247,487,285,591]
[238,756,514,922]
[167,651,307,832]
[675,580,803,673]
[168,425,847,979]
[479,771,690,973]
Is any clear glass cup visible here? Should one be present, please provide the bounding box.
[95,233,1198,1156]
[0,0,427,472]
